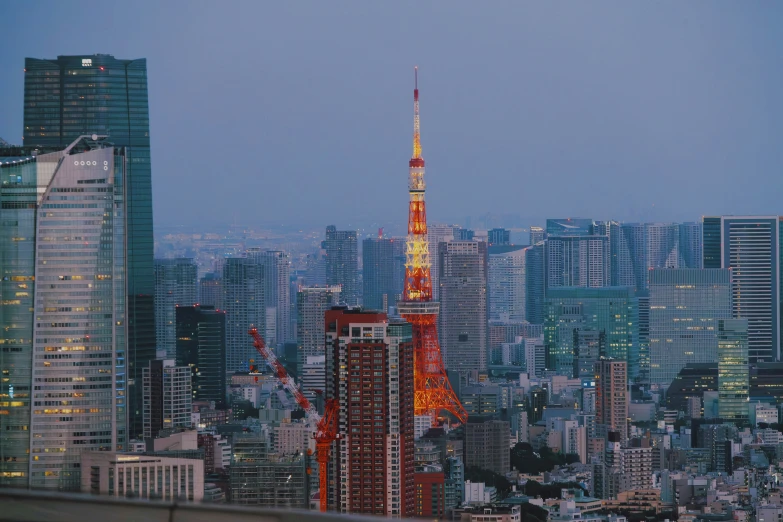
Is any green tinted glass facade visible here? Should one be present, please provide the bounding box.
[24,55,154,438]
[544,287,638,377]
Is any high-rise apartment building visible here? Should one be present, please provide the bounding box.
[544,287,637,377]
[438,241,488,373]
[323,226,359,306]
[703,216,781,362]
[427,224,459,300]
[545,235,610,289]
[325,308,414,517]
[465,417,510,476]
[176,305,227,407]
[198,272,222,309]
[646,223,680,272]
[648,269,732,386]
[143,360,192,439]
[717,319,749,423]
[296,286,340,379]
[488,245,527,322]
[529,226,545,245]
[24,55,156,439]
[525,242,545,324]
[594,359,628,441]
[247,249,292,346]
[1,137,128,490]
[610,223,647,293]
[362,237,405,312]
[223,258,265,374]
[679,222,703,269]
[488,228,510,246]
[154,258,197,359]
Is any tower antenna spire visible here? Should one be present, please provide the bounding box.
[412,66,421,159]
[398,67,467,425]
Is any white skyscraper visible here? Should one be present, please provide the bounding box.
[223,257,265,373]
[488,245,527,321]
[1,137,128,490]
[247,249,292,347]
[296,286,341,374]
[438,241,488,373]
[427,224,459,300]
[546,235,609,289]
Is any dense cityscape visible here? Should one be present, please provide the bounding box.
[1,5,783,522]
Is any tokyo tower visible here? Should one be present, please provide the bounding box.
[397,68,468,424]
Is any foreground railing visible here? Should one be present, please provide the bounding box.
[0,489,382,522]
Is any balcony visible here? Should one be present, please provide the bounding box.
[0,489,385,522]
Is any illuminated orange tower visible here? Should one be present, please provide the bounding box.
[397,68,467,424]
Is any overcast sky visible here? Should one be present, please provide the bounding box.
[1,2,781,230]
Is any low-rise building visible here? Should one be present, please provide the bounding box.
[80,451,204,501]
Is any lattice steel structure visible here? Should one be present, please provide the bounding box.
[397,68,467,424]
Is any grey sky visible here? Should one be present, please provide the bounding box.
[1,2,781,230]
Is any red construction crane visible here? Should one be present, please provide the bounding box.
[248,328,339,512]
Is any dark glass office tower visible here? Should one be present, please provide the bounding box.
[24,55,155,438]
[176,305,227,408]
[362,237,405,312]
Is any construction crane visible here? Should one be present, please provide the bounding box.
[248,328,339,512]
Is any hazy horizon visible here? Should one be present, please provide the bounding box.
[1,2,781,231]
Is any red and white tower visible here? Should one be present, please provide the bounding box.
[397,68,467,424]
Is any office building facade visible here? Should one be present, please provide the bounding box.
[296,286,340,377]
[544,287,637,378]
[648,269,732,386]
[1,138,128,490]
[154,258,197,359]
[717,319,750,423]
[142,360,192,439]
[175,305,227,407]
[703,216,781,363]
[198,272,222,310]
[465,417,510,476]
[247,249,292,347]
[438,241,489,373]
[222,258,265,374]
[488,245,527,322]
[24,54,156,439]
[427,224,460,300]
[323,226,359,306]
[325,308,414,517]
[362,237,405,312]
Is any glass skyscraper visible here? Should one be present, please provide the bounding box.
[488,245,527,322]
[648,269,732,386]
[544,287,638,377]
[154,258,198,359]
[717,318,749,423]
[702,216,781,362]
[362,237,405,312]
[0,137,128,489]
[323,226,359,306]
[24,55,154,438]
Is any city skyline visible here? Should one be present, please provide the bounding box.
[2,2,782,230]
